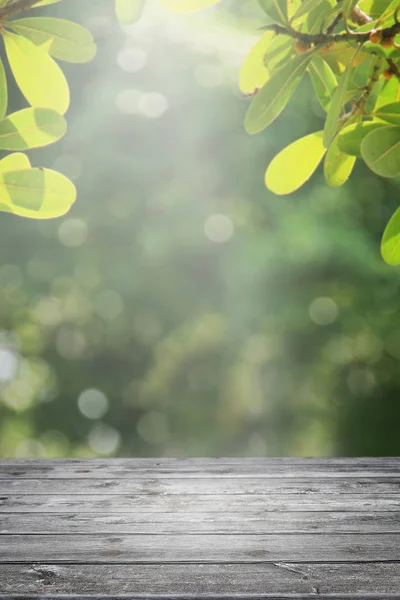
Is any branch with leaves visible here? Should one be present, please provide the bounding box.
[1,0,400,267]
[238,0,400,267]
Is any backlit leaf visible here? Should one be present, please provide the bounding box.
[239,33,271,94]
[308,56,337,111]
[0,168,76,219]
[265,131,326,194]
[381,207,400,265]
[9,17,97,63]
[3,30,69,115]
[0,108,66,150]
[323,50,357,147]
[33,0,61,6]
[245,53,312,135]
[324,134,356,186]
[0,152,31,172]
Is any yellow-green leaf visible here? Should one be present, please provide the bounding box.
[324,134,356,186]
[33,0,61,6]
[308,55,337,111]
[9,17,97,63]
[245,53,312,135]
[0,152,31,173]
[3,30,69,115]
[381,207,400,265]
[323,50,357,147]
[115,0,145,23]
[0,108,66,150]
[0,58,7,121]
[265,131,326,194]
[0,168,76,219]
[159,0,220,11]
[239,33,271,94]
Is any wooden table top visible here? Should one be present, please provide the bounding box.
[1,457,400,599]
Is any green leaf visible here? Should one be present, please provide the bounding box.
[375,77,400,108]
[9,17,97,63]
[3,30,69,115]
[376,0,400,25]
[0,108,66,151]
[258,0,288,25]
[308,56,337,111]
[323,50,357,147]
[265,131,326,194]
[0,58,8,121]
[0,152,31,172]
[337,121,387,156]
[374,102,400,125]
[342,0,359,23]
[305,0,338,35]
[245,53,312,135]
[292,0,329,21]
[263,36,293,75]
[159,0,220,11]
[361,0,392,20]
[0,168,76,219]
[361,125,400,177]
[324,134,356,186]
[239,32,271,94]
[381,207,400,265]
[115,0,145,23]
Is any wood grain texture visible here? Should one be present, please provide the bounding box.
[1,458,400,599]
[1,492,399,512]
[3,476,400,495]
[2,457,400,478]
[2,532,400,562]
[2,562,400,595]
[2,510,398,534]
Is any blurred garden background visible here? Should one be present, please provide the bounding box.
[1,0,400,458]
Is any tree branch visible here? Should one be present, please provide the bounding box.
[351,5,373,26]
[262,21,400,47]
[0,0,45,20]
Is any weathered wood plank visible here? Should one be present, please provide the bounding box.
[2,596,397,600]
[2,459,399,599]
[3,477,400,495]
[2,562,400,595]
[1,533,399,562]
[0,493,398,512]
[1,510,397,534]
[2,457,400,478]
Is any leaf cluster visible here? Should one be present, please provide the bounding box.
[4,0,400,267]
[239,0,400,266]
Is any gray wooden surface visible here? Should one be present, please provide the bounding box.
[1,458,400,599]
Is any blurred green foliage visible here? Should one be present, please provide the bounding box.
[1,0,400,458]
